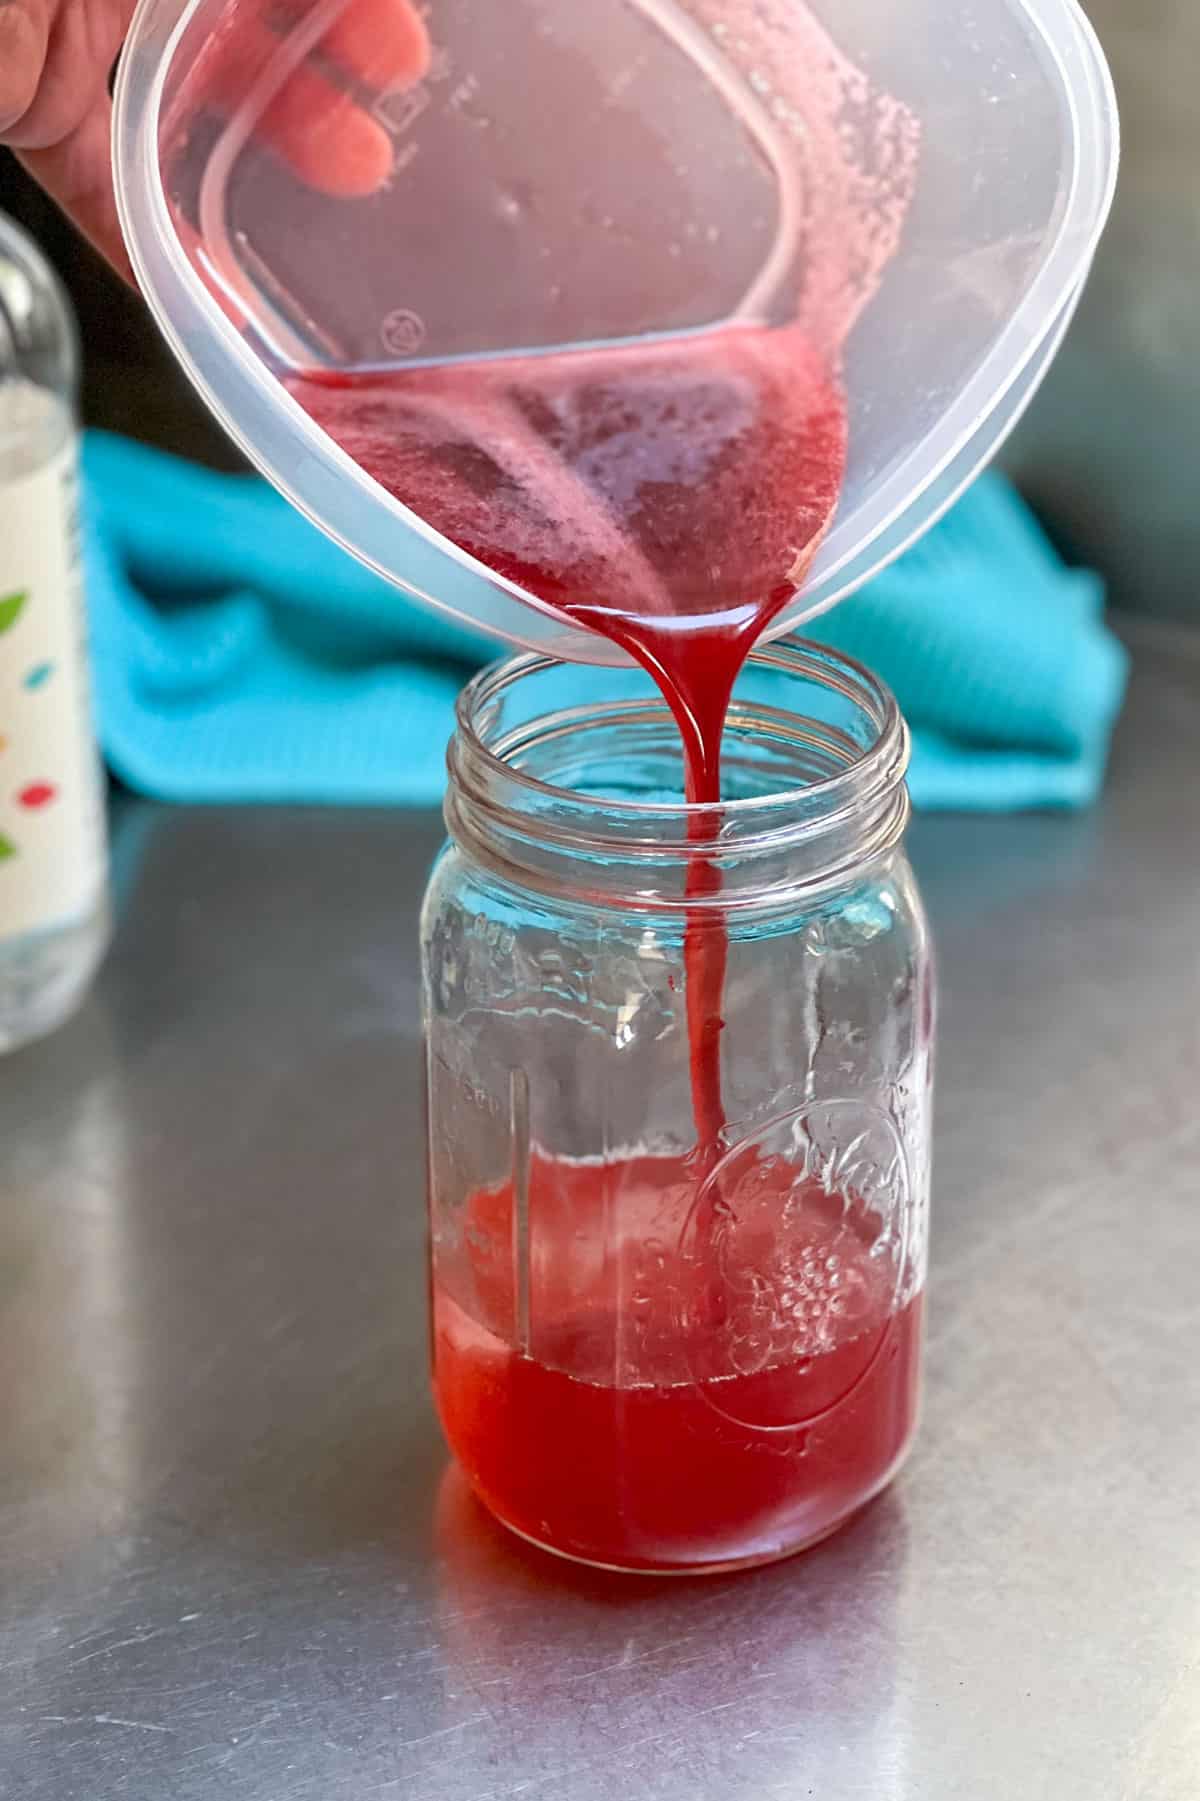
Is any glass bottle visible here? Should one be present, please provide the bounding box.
[422,640,934,1574]
[0,214,109,1051]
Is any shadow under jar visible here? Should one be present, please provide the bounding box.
[422,641,934,1575]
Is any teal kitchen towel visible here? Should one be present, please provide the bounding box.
[83,431,1128,811]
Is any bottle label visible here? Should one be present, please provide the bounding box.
[0,439,107,938]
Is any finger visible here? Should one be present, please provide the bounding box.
[18,94,137,283]
[284,0,431,94]
[257,61,394,196]
[0,0,49,135]
[192,8,397,198]
[3,0,135,150]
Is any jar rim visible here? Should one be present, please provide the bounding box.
[445,639,911,908]
[453,637,907,820]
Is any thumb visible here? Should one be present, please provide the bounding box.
[0,0,50,134]
[18,95,137,284]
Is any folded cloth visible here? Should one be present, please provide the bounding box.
[83,431,1128,812]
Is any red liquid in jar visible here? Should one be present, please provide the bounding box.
[432,1152,921,1571]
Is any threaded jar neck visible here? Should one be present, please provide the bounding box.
[446,638,910,912]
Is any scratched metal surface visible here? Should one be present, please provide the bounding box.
[2,631,1199,1800]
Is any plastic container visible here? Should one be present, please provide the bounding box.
[113,0,1118,661]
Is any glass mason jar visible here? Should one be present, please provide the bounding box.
[422,641,934,1574]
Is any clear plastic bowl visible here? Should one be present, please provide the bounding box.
[113,0,1118,661]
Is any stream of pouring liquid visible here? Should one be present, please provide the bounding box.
[289,319,848,1152]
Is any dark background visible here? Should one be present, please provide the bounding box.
[0,157,242,471]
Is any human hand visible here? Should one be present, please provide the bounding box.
[0,0,430,281]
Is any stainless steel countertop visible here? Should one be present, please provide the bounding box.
[3,632,1199,1800]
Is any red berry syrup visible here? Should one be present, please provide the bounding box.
[432,1152,921,1571]
[288,318,847,1141]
